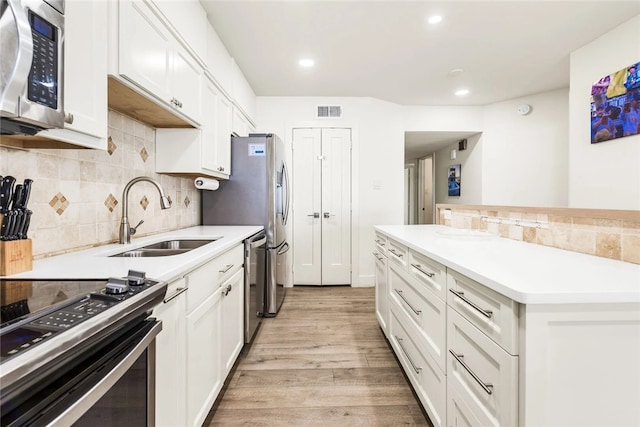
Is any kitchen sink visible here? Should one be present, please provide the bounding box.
[110,239,218,257]
[139,239,217,250]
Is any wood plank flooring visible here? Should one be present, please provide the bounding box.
[204,286,433,426]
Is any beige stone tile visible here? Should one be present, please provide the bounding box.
[108,109,123,129]
[596,233,622,260]
[565,229,596,255]
[523,213,537,222]
[487,210,498,218]
[59,157,81,180]
[508,212,523,220]
[549,215,572,225]
[498,224,510,238]
[523,227,537,243]
[549,223,571,250]
[622,235,640,264]
[596,218,622,232]
[622,221,640,236]
[572,217,596,229]
[487,222,499,235]
[471,216,481,230]
[508,225,523,241]
[35,152,59,179]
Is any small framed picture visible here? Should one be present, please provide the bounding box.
[448,164,461,197]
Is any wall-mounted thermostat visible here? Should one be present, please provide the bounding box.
[517,104,532,115]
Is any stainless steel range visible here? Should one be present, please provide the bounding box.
[0,270,167,426]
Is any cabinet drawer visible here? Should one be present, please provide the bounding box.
[186,244,243,313]
[374,231,388,257]
[447,308,518,427]
[447,269,519,355]
[408,249,447,301]
[390,310,446,427]
[389,262,446,372]
[387,238,408,269]
[215,244,244,283]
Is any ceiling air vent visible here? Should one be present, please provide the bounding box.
[316,105,342,118]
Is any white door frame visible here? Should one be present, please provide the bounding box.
[285,120,360,287]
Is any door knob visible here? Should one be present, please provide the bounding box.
[323,212,334,218]
[307,212,320,218]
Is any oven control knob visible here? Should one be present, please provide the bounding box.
[126,269,146,286]
[106,277,130,294]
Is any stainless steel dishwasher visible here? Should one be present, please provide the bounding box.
[244,231,266,343]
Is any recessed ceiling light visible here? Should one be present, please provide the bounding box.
[298,58,315,68]
[448,68,464,77]
[427,15,442,24]
[455,89,470,96]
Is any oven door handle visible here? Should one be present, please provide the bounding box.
[47,321,162,426]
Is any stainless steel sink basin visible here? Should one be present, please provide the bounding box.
[110,239,218,257]
[112,249,190,257]
[140,239,217,250]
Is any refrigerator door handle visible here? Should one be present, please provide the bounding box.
[277,242,290,255]
[282,162,290,225]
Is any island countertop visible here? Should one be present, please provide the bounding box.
[1,226,263,283]
[375,224,640,304]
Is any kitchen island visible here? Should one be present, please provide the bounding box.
[374,224,640,427]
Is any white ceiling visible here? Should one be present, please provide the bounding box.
[200,1,639,155]
[405,130,478,160]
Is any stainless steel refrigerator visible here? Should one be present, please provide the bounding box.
[202,134,290,317]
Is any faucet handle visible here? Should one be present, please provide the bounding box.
[130,219,144,236]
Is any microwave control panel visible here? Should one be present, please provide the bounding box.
[27,11,58,109]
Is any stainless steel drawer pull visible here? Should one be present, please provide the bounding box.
[389,249,403,258]
[449,350,494,395]
[396,336,422,374]
[394,289,421,315]
[449,289,493,318]
[411,263,435,278]
[375,239,386,246]
[163,287,187,303]
[372,252,384,261]
[219,264,234,274]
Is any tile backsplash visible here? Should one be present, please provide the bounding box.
[437,205,640,265]
[0,110,201,258]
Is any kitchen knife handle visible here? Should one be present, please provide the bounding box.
[0,176,16,213]
[21,179,33,209]
[11,184,24,209]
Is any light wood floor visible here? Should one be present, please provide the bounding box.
[204,286,433,426]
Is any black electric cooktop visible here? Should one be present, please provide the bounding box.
[0,271,163,363]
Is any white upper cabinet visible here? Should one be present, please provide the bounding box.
[156,76,232,179]
[206,24,233,96]
[153,0,207,62]
[231,59,257,125]
[37,0,108,149]
[111,0,203,126]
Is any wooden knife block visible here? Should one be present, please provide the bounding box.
[0,239,33,276]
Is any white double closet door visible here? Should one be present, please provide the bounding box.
[292,128,351,286]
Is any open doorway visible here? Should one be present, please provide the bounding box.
[417,155,434,224]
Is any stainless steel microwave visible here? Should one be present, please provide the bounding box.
[0,0,65,135]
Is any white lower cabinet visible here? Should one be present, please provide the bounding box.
[186,285,223,427]
[390,309,447,427]
[373,249,389,336]
[447,309,518,427]
[155,244,245,427]
[220,268,245,377]
[154,278,187,427]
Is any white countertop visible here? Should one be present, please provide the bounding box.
[375,225,640,304]
[1,226,263,283]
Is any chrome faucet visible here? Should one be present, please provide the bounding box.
[119,176,172,244]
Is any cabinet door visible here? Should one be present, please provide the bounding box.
[154,279,187,427]
[186,286,223,427]
[215,93,232,175]
[172,45,202,124]
[374,252,388,335]
[220,269,245,377]
[118,0,172,104]
[201,78,219,173]
[62,0,107,140]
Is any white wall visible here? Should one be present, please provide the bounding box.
[482,89,570,207]
[569,15,640,209]
[402,105,484,132]
[256,97,404,286]
[435,133,483,205]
